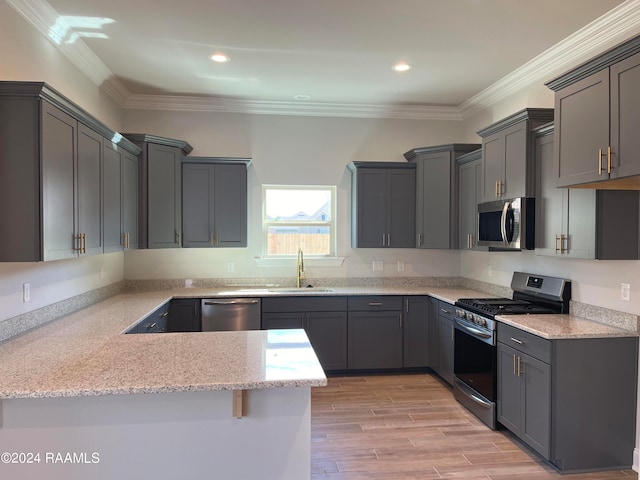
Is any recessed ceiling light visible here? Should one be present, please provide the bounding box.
[210,53,230,63]
[294,94,311,101]
[391,62,411,72]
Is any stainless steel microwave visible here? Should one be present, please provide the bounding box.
[477,197,535,250]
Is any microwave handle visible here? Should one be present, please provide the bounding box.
[500,201,509,245]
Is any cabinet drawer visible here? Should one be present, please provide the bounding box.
[262,296,347,313]
[437,300,455,318]
[348,296,403,311]
[497,323,551,364]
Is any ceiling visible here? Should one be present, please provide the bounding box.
[7,0,639,116]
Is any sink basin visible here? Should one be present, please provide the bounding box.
[267,287,334,293]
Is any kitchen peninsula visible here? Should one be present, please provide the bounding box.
[0,291,326,480]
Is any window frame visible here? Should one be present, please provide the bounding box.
[262,184,337,257]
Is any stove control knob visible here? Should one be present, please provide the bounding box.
[465,312,474,322]
[477,318,486,327]
[455,309,464,318]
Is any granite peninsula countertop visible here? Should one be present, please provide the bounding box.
[0,285,635,399]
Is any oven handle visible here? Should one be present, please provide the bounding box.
[454,318,493,339]
[455,378,493,409]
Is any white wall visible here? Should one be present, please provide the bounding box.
[0,3,126,322]
[123,110,463,281]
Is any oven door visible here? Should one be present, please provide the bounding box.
[453,317,497,429]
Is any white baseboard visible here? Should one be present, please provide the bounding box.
[633,448,639,472]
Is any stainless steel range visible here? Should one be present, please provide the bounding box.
[452,272,571,429]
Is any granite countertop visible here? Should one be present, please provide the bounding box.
[1,284,635,400]
[497,313,638,339]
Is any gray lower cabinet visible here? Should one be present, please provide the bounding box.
[168,298,201,332]
[497,341,551,459]
[348,162,416,248]
[262,297,348,371]
[128,303,170,334]
[437,301,455,385]
[534,125,639,259]
[347,296,403,370]
[404,144,480,249]
[457,149,485,250]
[403,296,429,368]
[427,297,440,372]
[547,39,640,187]
[497,323,638,472]
[0,82,141,261]
[182,159,250,248]
[123,134,193,249]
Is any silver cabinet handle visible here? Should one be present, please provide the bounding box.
[160,312,169,317]
[440,308,450,314]
[204,299,260,305]
[369,302,383,307]
[147,322,157,330]
[509,337,523,345]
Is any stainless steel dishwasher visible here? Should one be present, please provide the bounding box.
[201,298,261,331]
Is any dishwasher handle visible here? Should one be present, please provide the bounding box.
[203,299,260,306]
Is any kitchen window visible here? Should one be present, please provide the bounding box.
[263,185,336,257]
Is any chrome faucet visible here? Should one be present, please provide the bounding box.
[296,247,305,288]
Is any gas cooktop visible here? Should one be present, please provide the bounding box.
[455,297,556,317]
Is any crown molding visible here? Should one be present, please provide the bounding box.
[5,0,130,105]
[7,0,640,121]
[123,94,462,120]
[459,0,640,119]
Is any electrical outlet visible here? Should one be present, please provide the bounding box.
[397,261,405,272]
[621,283,630,301]
[23,283,31,303]
[372,260,383,272]
[227,262,235,273]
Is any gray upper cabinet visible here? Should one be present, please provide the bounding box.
[0,82,140,262]
[122,134,193,249]
[103,141,123,254]
[348,162,416,248]
[478,109,554,203]
[547,37,640,188]
[182,158,250,248]
[404,144,480,249]
[122,151,139,250]
[457,148,484,250]
[534,124,639,260]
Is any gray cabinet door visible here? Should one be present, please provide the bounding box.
[148,143,182,248]
[481,132,503,203]
[348,311,403,370]
[610,51,640,179]
[520,351,551,458]
[306,311,348,371]
[554,69,610,187]
[103,142,122,253]
[427,297,440,371]
[354,168,387,247]
[437,314,454,385]
[502,123,527,199]
[403,297,429,368]
[182,163,214,247]
[458,158,482,250]
[76,124,103,256]
[387,168,416,248]
[497,342,521,433]
[168,298,201,332]
[415,152,451,249]
[122,151,139,250]
[42,102,77,261]
[213,164,247,247]
[182,162,248,248]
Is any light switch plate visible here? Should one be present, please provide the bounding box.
[397,261,405,272]
[621,283,630,301]
[372,260,383,272]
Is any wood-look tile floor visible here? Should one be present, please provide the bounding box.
[311,374,638,480]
